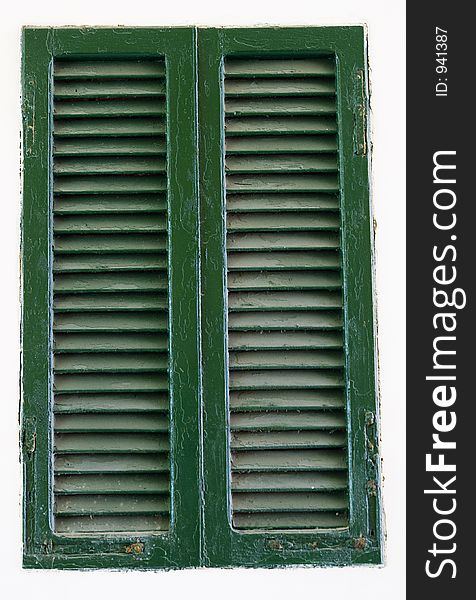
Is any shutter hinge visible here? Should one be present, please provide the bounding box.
[22,417,37,456]
[353,69,368,156]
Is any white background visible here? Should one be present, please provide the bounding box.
[0,1,405,598]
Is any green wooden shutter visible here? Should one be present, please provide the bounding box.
[22,26,381,569]
[199,26,381,567]
[22,27,201,569]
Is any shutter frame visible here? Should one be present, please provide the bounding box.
[199,26,382,567]
[22,27,201,569]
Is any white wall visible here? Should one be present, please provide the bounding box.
[0,1,405,598]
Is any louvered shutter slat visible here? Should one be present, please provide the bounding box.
[52,59,170,534]
[225,57,348,530]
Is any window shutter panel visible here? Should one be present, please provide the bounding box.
[200,26,381,567]
[22,27,201,569]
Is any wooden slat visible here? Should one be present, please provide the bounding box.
[54,453,169,474]
[226,173,339,193]
[54,137,165,156]
[225,58,335,78]
[54,473,169,494]
[226,97,336,116]
[54,233,166,254]
[231,430,347,450]
[54,175,166,194]
[54,98,166,118]
[233,492,347,512]
[226,194,339,212]
[54,272,167,294]
[229,350,343,370]
[54,414,168,433]
[54,118,165,137]
[225,78,335,96]
[55,514,169,533]
[232,450,347,471]
[55,494,169,516]
[228,291,342,311]
[54,253,167,273]
[230,390,345,411]
[55,433,169,453]
[54,333,167,353]
[54,60,166,79]
[228,271,341,291]
[227,231,339,251]
[228,331,342,351]
[226,117,336,136]
[226,135,337,154]
[54,294,167,313]
[231,471,348,492]
[54,312,167,331]
[226,154,337,174]
[54,194,167,214]
[233,512,347,529]
[54,371,168,394]
[228,310,342,331]
[54,80,166,98]
[227,251,340,271]
[54,156,166,176]
[54,393,168,414]
[54,213,166,233]
[54,352,168,373]
[229,370,344,390]
[231,411,346,431]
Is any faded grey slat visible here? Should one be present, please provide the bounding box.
[54,60,166,79]
[226,97,336,116]
[54,393,168,414]
[233,512,347,529]
[54,98,166,118]
[54,80,166,98]
[225,58,335,77]
[54,137,166,156]
[230,389,345,411]
[225,78,335,96]
[54,473,169,494]
[55,514,169,533]
[231,430,347,450]
[232,471,348,492]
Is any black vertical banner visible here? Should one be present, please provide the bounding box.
[407,3,475,597]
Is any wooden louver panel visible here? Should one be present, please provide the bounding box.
[225,57,349,530]
[52,59,169,534]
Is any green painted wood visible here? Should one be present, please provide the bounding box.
[199,26,381,568]
[23,25,380,570]
[22,27,201,570]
